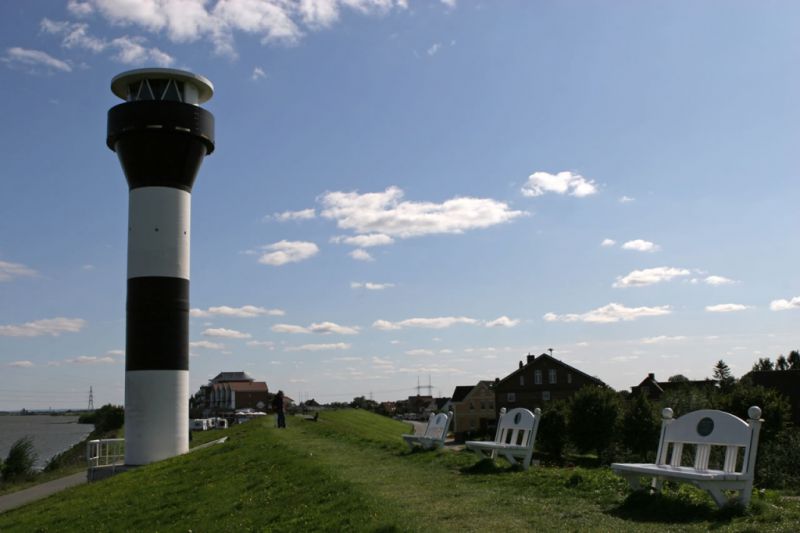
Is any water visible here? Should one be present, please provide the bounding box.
[0,415,94,469]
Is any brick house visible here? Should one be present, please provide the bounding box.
[450,380,496,439]
[630,373,716,400]
[494,353,606,414]
[190,371,269,416]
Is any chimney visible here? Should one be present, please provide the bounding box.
[648,373,655,380]
[519,361,523,369]
[527,354,536,365]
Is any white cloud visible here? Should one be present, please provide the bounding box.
[0,260,37,282]
[349,249,374,261]
[66,355,115,364]
[332,234,394,247]
[770,296,800,311]
[319,186,525,239]
[0,317,86,337]
[484,316,520,328]
[40,19,173,66]
[190,305,284,318]
[110,36,174,66]
[621,239,660,252]
[427,42,441,56]
[440,0,457,7]
[285,342,351,351]
[601,238,616,247]
[332,356,362,362]
[705,304,749,313]
[246,340,275,348]
[613,267,690,288]
[74,0,409,57]
[190,340,225,350]
[373,316,479,330]
[270,208,315,221]
[9,360,34,368]
[3,47,71,72]
[252,66,266,80]
[202,328,251,339]
[611,355,639,362]
[351,281,394,290]
[272,322,358,335]
[257,240,319,266]
[619,196,635,203]
[67,0,94,17]
[520,171,598,198]
[406,349,435,356]
[704,275,736,286]
[543,303,671,323]
[641,335,687,344]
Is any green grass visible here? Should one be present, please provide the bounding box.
[1,410,798,532]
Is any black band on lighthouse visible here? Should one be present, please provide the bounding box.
[108,100,215,192]
[126,277,189,372]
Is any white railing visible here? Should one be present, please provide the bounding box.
[87,438,125,469]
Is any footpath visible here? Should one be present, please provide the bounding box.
[0,471,86,514]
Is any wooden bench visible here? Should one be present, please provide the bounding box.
[465,407,542,470]
[402,411,453,450]
[611,406,763,507]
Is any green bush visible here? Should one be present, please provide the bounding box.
[89,404,125,434]
[621,392,660,461]
[757,427,800,489]
[716,382,791,444]
[538,401,568,459]
[568,386,621,460]
[2,436,38,481]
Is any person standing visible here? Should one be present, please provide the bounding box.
[273,390,286,428]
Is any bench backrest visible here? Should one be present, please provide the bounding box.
[656,406,762,476]
[494,407,541,448]
[423,411,453,441]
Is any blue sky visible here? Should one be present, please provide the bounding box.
[1,0,799,410]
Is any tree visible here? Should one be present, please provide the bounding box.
[2,437,38,481]
[713,360,736,391]
[775,355,789,371]
[537,401,568,459]
[788,350,800,370]
[667,374,689,383]
[717,382,791,444]
[568,386,621,460]
[621,392,660,461]
[752,358,774,372]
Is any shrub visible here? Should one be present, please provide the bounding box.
[90,404,125,434]
[757,427,800,489]
[2,436,38,481]
[716,382,790,444]
[568,386,622,460]
[621,392,660,461]
[538,401,568,459]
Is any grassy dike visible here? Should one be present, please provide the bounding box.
[1,409,798,532]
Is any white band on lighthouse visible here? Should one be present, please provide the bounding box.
[124,370,189,465]
[128,187,191,280]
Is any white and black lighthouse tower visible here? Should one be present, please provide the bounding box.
[107,68,214,465]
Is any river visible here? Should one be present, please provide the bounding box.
[0,415,94,470]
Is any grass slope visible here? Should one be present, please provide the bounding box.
[1,410,798,532]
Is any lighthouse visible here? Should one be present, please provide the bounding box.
[107,68,215,465]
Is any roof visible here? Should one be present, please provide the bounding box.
[211,371,254,384]
[229,381,268,392]
[452,386,474,402]
[498,353,606,387]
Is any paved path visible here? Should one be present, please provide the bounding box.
[0,471,86,514]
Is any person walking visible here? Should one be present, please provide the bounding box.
[272,390,286,428]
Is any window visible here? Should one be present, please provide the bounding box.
[534,370,542,385]
[549,369,557,384]
[567,373,572,384]
[520,375,525,386]
[542,391,550,401]
[469,401,474,411]
[507,392,516,402]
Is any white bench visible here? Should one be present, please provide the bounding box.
[402,411,453,450]
[611,406,763,507]
[465,407,542,470]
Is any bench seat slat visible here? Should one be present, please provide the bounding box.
[611,463,746,481]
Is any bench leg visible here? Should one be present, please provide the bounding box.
[705,487,728,509]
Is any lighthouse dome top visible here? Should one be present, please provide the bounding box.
[111,68,214,105]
